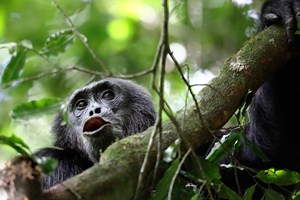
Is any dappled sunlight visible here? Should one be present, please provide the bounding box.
[107,19,135,41]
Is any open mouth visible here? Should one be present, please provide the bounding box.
[83,117,109,136]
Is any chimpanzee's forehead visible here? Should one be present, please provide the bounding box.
[67,78,123,101]
[84,79,115,90]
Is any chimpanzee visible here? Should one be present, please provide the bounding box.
[218,0,300,198]
[35,78,156,190]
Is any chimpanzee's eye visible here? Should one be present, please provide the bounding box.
[102,90,115,100]
[75,99,88,110]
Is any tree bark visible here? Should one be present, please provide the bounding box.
[0,156,43,200]
[3,25,297,200]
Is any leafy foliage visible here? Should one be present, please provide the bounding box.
[151,158,180,200]
[263,189,285,200]
[40,29,75,57]
[10,98,61,119]
[207,129,242,164]
[0,134,31,156]
[257,169,300,186]
[1,43,27,84]
[152,126,300,199]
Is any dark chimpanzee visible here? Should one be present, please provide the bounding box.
[35,0,300,198]
[218,0,300,198]
[34,78,156,190]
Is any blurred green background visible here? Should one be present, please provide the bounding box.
[0,0,259,161]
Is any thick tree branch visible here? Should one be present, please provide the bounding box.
[40,25,298,200]
[0,157,43,200]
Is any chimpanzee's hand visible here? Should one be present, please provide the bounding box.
[261,0,300,43]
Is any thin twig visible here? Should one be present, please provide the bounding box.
[51,0,110,74]
[28,48,61,70]
[133,15,164,200]
[134,0,172,197]
[114,68,155,79]
[0,66,104,89]
[152,0,171,187]
[168,52,208,132]
[167,148,192,200]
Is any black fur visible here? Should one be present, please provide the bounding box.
[220,62,300,198]
[35,78,156,190]
[219,0,300,198]
[259,0,300,43]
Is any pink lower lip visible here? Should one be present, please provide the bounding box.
[83,123,110,137]
[83,117,107,132]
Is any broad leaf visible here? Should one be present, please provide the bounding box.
[242,184,256,200]
[292,193,300,200]
[256,168,300,186]
[201,157,221,181]
[151,158,180,200]
[1,44,27,83]
[10,98,62,119]
[218,184,242,200]
[207,130,241,163]
[0,134,30,156]
[264,189,285,200]
[40,29,75,57]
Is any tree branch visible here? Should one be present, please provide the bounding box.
[39,25,298,200]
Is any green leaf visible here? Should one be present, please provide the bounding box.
[207,130,241,164]
[292,192,300,200]
[0,134,30,156]
[264,189,285,200]
[190,193,201,200]
[296,20,300,35]
[242,184,256,200]
[201,157,221,181]
[151,158,180,200]
[180,170,199,182]
[1,44,27,83]
[10,98,62,119]
[218,184,242,200]
[0,42,17,51]
[170,0,188,24]
[40,29,75,57]
[256,168,300,186]
[171,177,197,200]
